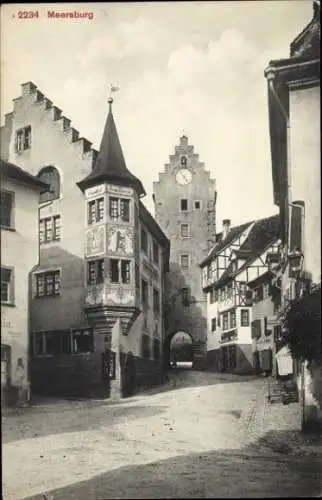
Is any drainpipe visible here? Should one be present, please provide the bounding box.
[28,198,54,400]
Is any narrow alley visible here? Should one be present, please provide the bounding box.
[3,370,322,499]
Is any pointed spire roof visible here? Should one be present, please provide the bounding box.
[77,98,145,196]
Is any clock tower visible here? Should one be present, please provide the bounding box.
[153,134,216,366]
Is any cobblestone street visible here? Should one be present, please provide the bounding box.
[3,370,322,499]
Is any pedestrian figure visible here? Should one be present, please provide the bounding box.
[15,357,25,406]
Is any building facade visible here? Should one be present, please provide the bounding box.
[153,135,216,366]
[264,0,321,430]
[201,215,280,374]
[247,251,281,376]
[1,82,169,398]
[1,159,48,405]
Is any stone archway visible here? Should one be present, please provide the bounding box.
[163,331,194,371]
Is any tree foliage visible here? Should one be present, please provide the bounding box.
[283,285,321,363]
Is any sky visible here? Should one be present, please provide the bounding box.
[1,1,313,226]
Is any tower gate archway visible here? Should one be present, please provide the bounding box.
[163,330,195,371]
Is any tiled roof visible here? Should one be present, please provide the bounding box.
[238,214,280,254]
[0,158,49,191]
[77,101,145,197]
[200,221,253,267]
[211,214,281,289]
[247,270,274,289]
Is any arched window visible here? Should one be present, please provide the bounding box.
[38,166,61,203]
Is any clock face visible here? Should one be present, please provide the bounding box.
[176,168,192,185]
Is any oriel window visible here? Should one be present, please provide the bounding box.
[88,197,104,225]
[109,259,131,284]
[109,197,131,222]
[87,260,105,285]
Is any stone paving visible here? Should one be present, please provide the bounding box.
[2,370,322,499]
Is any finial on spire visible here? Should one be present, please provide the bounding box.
[108,84,120,112]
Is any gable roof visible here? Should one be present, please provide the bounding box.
[77,100,145,197]
[200,221,252,267]
[206,214,281,290]
[0,158,49,191]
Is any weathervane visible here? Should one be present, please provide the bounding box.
[108,84,120,107]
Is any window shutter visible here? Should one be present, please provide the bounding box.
[290,201,304,252]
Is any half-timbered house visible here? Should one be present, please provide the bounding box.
[201,215,280,374]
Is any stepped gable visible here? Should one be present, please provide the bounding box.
[77,98,145,197]
[6,81,98,166]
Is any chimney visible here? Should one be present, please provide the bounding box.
[222,219,231,239]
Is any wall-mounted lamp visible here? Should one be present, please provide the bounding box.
[288,249,304,274]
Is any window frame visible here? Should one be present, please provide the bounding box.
[0,189,15,230]
[87,259,105,286]
[35,269,61,298]
[241,308,250,327]
[108,196,131,223]
[263,283,270,299]
[251,319,261,340]
[230,309,236,329]
[141,278,149,309]
[180,198,188,212]
[71,328,94,354]
[15,126,31,152]
[211,318,217,332]
[152,240,159,265]
[87,197,105,225]
[194,200,202,210]
[180,223,190,239]
[180,253,190,271]
[1,266,14,305]
[32,328,93,357]
[109,258,131,284]
[39,215,61,244]
[153,287,160,315]
[141,227,148,253]
[222,312,229,331]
